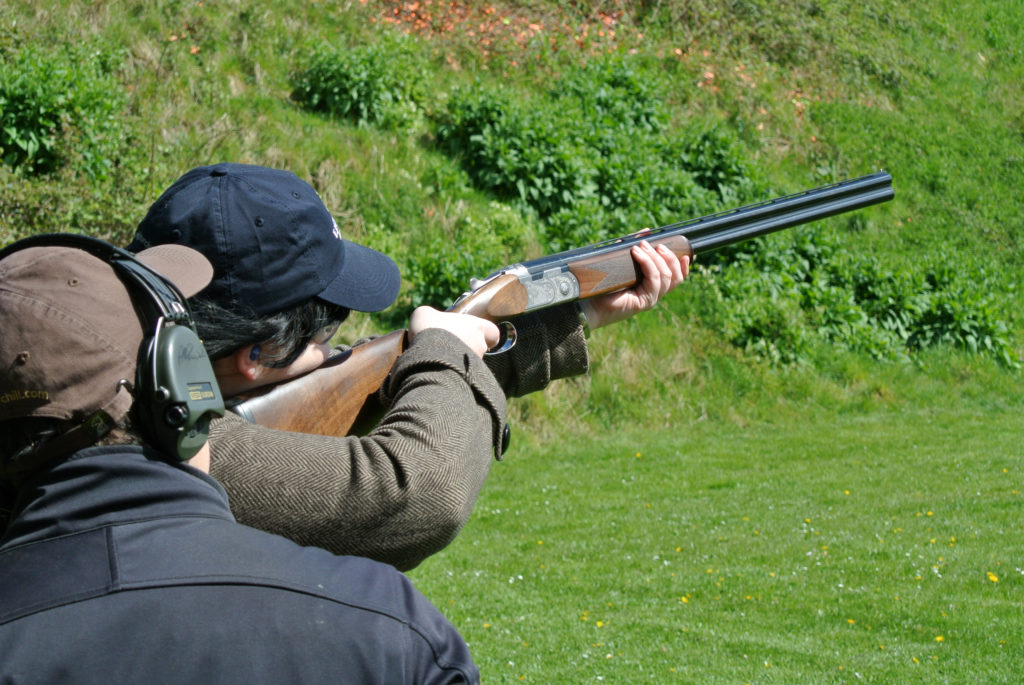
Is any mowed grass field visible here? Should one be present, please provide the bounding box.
[412,368,1024,683]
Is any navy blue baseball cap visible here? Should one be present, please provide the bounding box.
[128,163,400,316]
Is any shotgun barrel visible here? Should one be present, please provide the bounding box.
[454,171,894,318]
[519,171,893,271]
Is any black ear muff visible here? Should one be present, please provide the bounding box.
[0,233,224,461]
[113,255,224,461]
[135,315,224,461]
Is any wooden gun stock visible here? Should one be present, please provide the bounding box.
[232,276,531,437]
[232,330,408,437]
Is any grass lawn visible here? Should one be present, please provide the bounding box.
[412,398,1024,683]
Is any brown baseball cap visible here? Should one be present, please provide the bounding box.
[0,242,213,437]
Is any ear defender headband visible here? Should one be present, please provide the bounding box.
[0,234,225,461]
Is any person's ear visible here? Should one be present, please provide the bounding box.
[235,345,266,380]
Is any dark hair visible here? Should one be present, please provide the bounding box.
[189,296,349,366]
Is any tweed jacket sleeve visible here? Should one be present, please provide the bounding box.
[209,305,589,570]
[486,302,589,397]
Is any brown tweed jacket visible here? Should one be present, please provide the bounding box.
[208,303,588,570]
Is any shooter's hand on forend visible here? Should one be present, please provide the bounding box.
[582,238,691,330]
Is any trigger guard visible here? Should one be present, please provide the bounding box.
[485,321,517,355]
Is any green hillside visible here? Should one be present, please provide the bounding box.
[2,1,1022,681]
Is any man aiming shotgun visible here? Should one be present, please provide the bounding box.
[130,164,892,570]
[126,162,691,570]
[238,170,895,437]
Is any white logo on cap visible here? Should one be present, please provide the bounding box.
[331,218,342,241]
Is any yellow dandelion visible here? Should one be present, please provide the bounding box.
[987,571,999,583]
[848,619,855,625]
[935,635,944,642]
[596,621,605,627]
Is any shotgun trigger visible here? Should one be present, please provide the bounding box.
[484,321,517,355]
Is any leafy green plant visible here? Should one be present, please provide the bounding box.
[692,228,1019,367]
[291,33,429,129]
[386,201,537,325]
[434,54,757,253]
[551,52,666,132]
[903,267,1017,366]
[435,85,598,219]
[0,43,130,179]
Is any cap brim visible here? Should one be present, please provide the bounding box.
[319,241,401,313]
[135,244,214,298]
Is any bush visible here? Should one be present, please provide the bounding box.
[435,85,598,219]
[291,34,428,129]
[690,227,1019,367]
[0,43,130,180]
[551,52,666,132]
[384,201,537,326]
[434,54,757,252]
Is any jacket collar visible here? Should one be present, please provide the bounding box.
[2,446,232,549]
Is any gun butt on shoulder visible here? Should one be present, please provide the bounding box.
[231,330,407,437]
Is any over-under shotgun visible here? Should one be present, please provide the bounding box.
[234,171,894,436]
